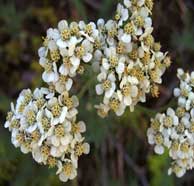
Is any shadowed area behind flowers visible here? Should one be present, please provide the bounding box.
[0,0,194,185]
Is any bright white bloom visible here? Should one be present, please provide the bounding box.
[147,69,194,178]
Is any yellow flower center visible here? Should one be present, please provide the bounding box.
[117,42,125,54]
[41,117,50,132]
[41,145,50,157]
[10,119,20,129]
[108,28,117,38]
[109,56,118,67]
[75,143,84,156]
[109,98,120,112]
[163,116,173,128]
[151,119,160,131]
[176,107,185,118]
[151,84,160,98]
[85,24,93,35]
[26,110,36,125]
[76,46,85,58]
[180,142,189,153]
[51,103,61,117]
[103,80,111,90]
[176,123,185,134]
[47,156,57,168]
[124,22,134,34]
[142,52,151,65]
[134,16,144,27]
[145,0,154,11]
[63,163,73,176]
[129,49,138,60]
[55,124,65,137]
[50,50,60,62]
[61,29,71,40]
[31,130,40,142]
[6,112,13,121]
[144,35,154,47]
[115,13,121,21]
[171,140,179,151]
[122,84,131,96]
[155,133,163,145]
[153,42,161,52]
[35,98,45,109]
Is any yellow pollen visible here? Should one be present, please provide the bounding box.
[180,142,189,153]
[35,98,45,109]
[176,107,185,118]
[70,25,79,36]
[6,112,13,121]
[75,143,84,156]
[122,85,131,96]
[76,46,85,58]
[31,130,40,142]
[26,110,36,125]
[171,140,179,151]
[109,98,120,112]
[103,80,111,90]
[85,24,93,35]
[129,49,138,60]
[61,29,71,40]
[151,119,160,131]
[149,70,158,82]
[124,22,134,34]
[134,16,144,27]
[151,84,160,98]
[10,119,20,129]
[63,163,73,176]
[163,116,173,128]
[108,28,117,38]
[141,52,151,65]
[55,124,65,137]
[51,103,61,117]
[153,42,161,52]
[109,56,118,67]
[16,133,25,144]
[50,50,60,62]
[176,123,185,134]
[145,0,154,11]
[47,156,57,168]
[190,122,194,133]
[117,42,125,54]
[44,62,52,72]
[144,35,154,47]
[155,133,163,145]
[130,68,144,81]
[94,39,101,49]
[115,13,121,21]
[41,145,50,157]
[41,117,50,132]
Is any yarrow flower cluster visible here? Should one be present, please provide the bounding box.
[5,88,89,182]
[38,0,171,118]
[147,69,194,177]
[94,0,171,117]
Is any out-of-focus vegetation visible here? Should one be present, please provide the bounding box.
[0,0,194,186]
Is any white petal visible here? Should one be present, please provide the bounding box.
[82,53,92,63]
[96,84,104,95]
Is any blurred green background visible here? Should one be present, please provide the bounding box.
[0,0,194,185]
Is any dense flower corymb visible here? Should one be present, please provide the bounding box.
[5,88,89,182]
[147,69,194,177]
[38,0,171,118]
